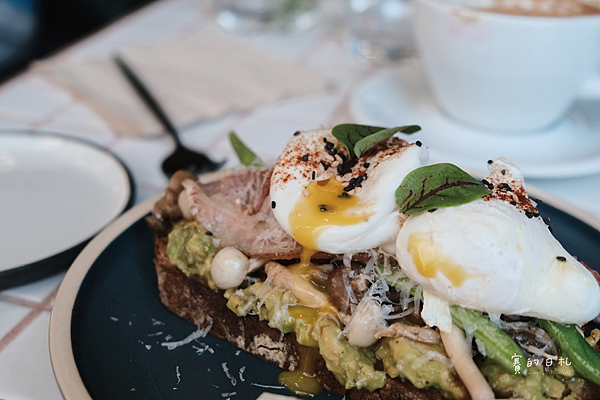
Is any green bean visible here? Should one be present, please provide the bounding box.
[450,306,527,375]
[537,319,600,387]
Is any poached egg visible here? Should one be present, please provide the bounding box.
[396,158,600,327]
[270,128,428,254]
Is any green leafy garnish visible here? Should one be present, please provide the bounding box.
[332,124,420,159]
[395,163,491,215]
[229,131,264,167]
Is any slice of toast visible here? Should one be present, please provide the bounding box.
[153,233,447,400]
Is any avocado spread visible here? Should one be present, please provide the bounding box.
[479,359,577,400]
[376,336,468,400]
[227,282,386,391]
[166,220,219,289]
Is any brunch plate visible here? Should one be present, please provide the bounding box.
[0,131,133,289]
[50,191,600,400]
[350,64,600,179]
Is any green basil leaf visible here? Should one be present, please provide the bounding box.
[354,125,421,157]
[331,124,386,158]
[332,124,420,158]
[395,163,491,215]
[229,131,264,167]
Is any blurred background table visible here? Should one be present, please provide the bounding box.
[0,0,599,399]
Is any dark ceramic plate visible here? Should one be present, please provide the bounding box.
[49,192,600,400]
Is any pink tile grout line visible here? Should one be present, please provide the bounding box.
[0,293,54,311]
[28,99,79,130]
[0,285,59,354]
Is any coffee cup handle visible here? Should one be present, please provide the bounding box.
[579,70,600,99]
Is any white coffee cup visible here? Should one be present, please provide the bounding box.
[414,0,600,132]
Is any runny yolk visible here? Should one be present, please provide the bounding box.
[289,178,373,250]
[278,345,324,396]
[407,232,469,287]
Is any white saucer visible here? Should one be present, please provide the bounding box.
[351,63,600,179]
[0,131,133,287]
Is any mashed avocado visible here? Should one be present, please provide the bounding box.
[478,358,583,400]
[376,336,467,400]
[227,282,316,346]
[227,283,386,391]
[313,315,386,391]
[166,221,219,289]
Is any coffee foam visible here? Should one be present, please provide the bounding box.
[472,0,600,17]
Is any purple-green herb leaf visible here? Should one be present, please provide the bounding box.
[332,124,420,158]
[395,164,491,215]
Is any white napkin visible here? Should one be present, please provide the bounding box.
[35,33,331,137]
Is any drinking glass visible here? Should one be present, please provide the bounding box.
[215,0,321,34]
[346,0,416,62]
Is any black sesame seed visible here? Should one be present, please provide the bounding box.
[319,205,328,212]
[525,211,534,219]
[328,148,337,156]
[320,161,330,171]
[416,141,422,147]
[501,169,506,175]
[487,183,494,190]
[325,142,334,151]
[510,200,517,206]
[341,192,349,198]
[548,225,554,234]
[323,137,327,142]
[301,154,309,162]
[206,231,213,236]
[271,201,276,209]
[337,152,347,161]
[482,179,489,186]
[312,171,316,180]
[428,208,437,213]
[363,163,370,168]
[293,131,301,136]
[543,217,551,225]
[556,256,567,262]
[487,159,493,164]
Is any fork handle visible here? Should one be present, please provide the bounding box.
[113,55,181,146]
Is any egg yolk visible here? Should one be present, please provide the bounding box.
[289,178,373,250]
[407,232,470,287]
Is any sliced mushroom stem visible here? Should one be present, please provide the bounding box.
[265,261,328,308]
[440,324,495,400]
[375,323,441,344]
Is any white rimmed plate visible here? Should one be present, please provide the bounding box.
[0,131,133,289]
[351,64,600,179]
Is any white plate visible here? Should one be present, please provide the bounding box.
[351,63,600,179]
[0,131,133,287]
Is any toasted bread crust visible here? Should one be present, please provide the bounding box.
[155,235,300,371]
[154,234,450,400]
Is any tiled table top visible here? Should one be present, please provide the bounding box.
[1,0,600,399]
